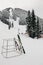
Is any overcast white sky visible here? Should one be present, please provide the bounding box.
[0,0,43,18]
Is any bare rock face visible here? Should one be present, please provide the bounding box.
[13,8,27,25]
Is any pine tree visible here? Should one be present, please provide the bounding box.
[26,10,32,37]
[31,10,36,38]
[36,17,41,38]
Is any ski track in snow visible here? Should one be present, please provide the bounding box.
[0,21,43,65]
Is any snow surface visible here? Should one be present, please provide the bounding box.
[0,20,43,65]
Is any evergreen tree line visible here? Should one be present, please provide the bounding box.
[26,10,41,38]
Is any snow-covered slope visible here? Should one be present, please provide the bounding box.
[0,20,43,65]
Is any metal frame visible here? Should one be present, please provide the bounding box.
[1,38,22,58]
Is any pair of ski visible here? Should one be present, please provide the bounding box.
[14,34,25,54]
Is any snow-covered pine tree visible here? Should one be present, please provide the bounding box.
[31,10,36,38]
[36,17,41,39]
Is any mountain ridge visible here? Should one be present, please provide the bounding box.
[0,7,43,25]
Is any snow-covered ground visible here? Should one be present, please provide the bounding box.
[0,20,43,65]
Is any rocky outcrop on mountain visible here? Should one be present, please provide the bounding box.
[13,8,27,25]
[0,8,10,25]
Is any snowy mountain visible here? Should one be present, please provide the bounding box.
[0,7,43,26]
[0,7,43,65]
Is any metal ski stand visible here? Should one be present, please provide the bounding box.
[1,38,22,58]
